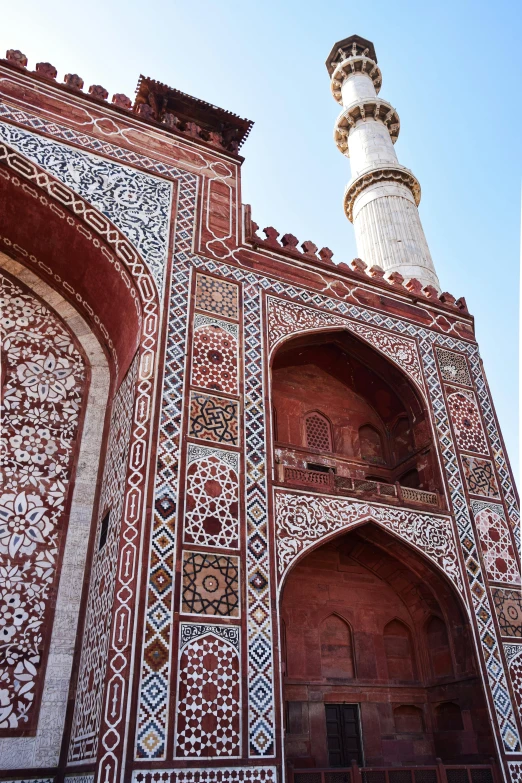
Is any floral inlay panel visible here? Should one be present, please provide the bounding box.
[0,122,172,294]
[0,272,87,732]
[274,488,462,593]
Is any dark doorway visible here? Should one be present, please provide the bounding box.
[325,704,363,766]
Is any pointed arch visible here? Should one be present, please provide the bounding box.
[0,140,161,383]
[0,256,110,758]
[426,615,454,679]
[0,141,162,767]
[383,618,416,682]
[305,410,333,452]
[394,705,425,733]
[320,613,355,679]
[359,422,385,464]
[435,701,464,732]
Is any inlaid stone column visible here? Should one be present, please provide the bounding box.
[326,35,440,290]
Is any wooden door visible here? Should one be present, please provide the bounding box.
[325,704,363,766]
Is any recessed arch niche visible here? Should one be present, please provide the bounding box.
[0,145,159,770]
[270,329,440,492]
[279,523,495,768]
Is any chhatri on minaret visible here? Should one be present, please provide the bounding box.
[327,34,441,291]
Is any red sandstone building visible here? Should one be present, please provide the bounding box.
[0,32,520,783]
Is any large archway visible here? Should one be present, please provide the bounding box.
[280,524,495,768]
[271,330,442,507]
[0,142,161,772]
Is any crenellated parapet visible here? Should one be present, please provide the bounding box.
[2,49,253,157]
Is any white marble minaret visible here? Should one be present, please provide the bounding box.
[327,35,441,290]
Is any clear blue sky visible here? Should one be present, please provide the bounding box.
[3,0,520,482]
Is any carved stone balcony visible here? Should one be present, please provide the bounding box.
[274,447,442,511]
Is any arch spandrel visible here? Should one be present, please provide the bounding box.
[274,487,464,597]
[0,141,161,384]
[266,294,426,398]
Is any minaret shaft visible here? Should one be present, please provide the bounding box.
[328,37,441,290]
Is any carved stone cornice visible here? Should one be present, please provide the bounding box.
[343,165,421,222]
[330,56,382,104]
[334,99,400,155]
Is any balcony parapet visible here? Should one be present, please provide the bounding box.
[276,465,441,510]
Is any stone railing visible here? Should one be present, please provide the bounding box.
[279,466,440,509]
[290,762,498,783]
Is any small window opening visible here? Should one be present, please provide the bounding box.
[307,463,336,474]
[305,412,332,452]
[99,510,111,550]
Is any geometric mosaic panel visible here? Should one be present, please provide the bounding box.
[195,274,239,320]
[436,347,472,386]
[509,763,522,783]
[175,625,240,757]
[181,551,240,617]
[505,643,522,716]
[183,445,239,550]
[462,455,501,498]
[191,315,239,395]
[132,767,277,783]
[492,587,522,638]
[445,386,489,454]
[189,391,239,446]
[471,500,520,584]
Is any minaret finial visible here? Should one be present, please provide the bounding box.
[325,35,441,291]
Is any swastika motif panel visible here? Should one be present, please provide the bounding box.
[189,391,239,446]
[68,355,138,762]
[492,588,522,638]
[183,445,240,550]
[181,551,240,617]
[196,274,239,320]
[462,455,501,499]
[435,347,472,386]
[191,316,239,395]
[0,122,172,293]
[471,500,519,585]
[274,489,462,591]
[174,625,241,757]
[445,386,489,454]
[0,273,87,732]
[132,767,277,783]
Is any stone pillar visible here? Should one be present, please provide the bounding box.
[326,35,441,290]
